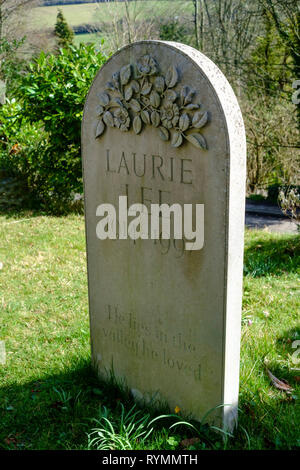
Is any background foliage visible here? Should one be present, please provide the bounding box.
[0,43,107,212]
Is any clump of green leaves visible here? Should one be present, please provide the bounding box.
[88,404,154,450]
[1,43,108,213]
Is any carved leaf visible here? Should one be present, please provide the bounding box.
[192,111,209,129]
[130,99,141,113]
[185,103,199,110]
[133,115,142,134]
[106,82,115,91]
[180,86,188,103]
[120,64,131,85]
[95,119,105,138]
[141,110,150,124]
[151,110,160,127]
[181,86,195,105]
[113,97,123,107]
[171,132,183,148]
[150,90,160,108]
[141,82,152,95]
[131,80,140,93]
[158,126,169,141]
[103,111,114,127]
[112,72,120,89]
[165,89,177,102]
[165,66,178,88]
[185,133,207,149]
[124,85,133,101]
[154,76,165,93]
[96,105,104,116]
[98,92,110,106]
[179,113,190,132]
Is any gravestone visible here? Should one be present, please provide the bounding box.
[82,41,246,430]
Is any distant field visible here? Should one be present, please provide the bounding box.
[74,32,100,45]
[31,1,192,29]
[31,3,98,28]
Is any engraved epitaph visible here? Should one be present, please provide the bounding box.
[82,41,246,430]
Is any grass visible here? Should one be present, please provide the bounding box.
[0,212,299,450]
[74,33,100,45]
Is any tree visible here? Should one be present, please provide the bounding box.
[257,0,300,126]
[54,9,74,49]
[0,1,37,95]
[0,0,36,40]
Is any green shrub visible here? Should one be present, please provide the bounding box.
[159,18,187,43]
[3,43,108,212]
[0,98,48,208]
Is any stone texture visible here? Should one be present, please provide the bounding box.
[82,41,246,430]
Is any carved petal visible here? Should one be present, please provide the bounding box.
[185,133,207,149]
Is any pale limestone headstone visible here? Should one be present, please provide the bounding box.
[82,41,246,430]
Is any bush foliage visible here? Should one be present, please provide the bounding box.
[0,44,107,212]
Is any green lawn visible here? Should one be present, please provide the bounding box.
[74,33,100,45]
[0,213,299,450]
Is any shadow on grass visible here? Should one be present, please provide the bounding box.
[0,359,133,450]
[0,358,179,451]
[244,233,300,277]
[1,356,299,450]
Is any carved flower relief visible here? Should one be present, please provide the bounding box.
[136,55,157,76]
[160,102,180,129]
[113,107,130,131]
[94,54,210,150]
